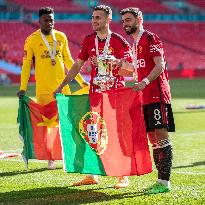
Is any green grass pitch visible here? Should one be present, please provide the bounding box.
[0,78,205,204]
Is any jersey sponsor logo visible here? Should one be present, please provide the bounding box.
[40,50,61,59]
[41,51,50,59]
[150,44,162,53]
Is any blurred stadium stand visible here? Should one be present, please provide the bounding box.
[0,0,205,84]
[102,0,178,14]
[187,0,205,10]
[9,0,88,13]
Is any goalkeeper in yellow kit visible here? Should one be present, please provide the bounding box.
[17,7,87,169]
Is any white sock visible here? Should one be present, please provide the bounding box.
[158,179,171,189]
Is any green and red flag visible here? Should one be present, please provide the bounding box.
[18,96,62,165]
[56,87,152,177]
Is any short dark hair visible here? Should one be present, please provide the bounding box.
[39,7,54,18]
[94,5,112,18]
[120,7,143,18]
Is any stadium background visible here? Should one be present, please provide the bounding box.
[0,1,205,204]
[0,0,205,84]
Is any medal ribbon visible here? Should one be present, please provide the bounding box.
[40,30,57,63]
[132,29,144,72]
[95,30,112,59]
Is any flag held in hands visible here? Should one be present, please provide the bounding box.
[17,96,62,164]
[56,87,152,177]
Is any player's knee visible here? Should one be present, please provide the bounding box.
[155,128,169,141]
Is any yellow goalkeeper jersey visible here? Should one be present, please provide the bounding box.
[20,29,85,96]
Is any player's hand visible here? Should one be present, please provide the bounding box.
[132,81,146,92]
[53,87,63,98]
[81,81,90,88]
[118,59,134,77]
[17,90,26,98]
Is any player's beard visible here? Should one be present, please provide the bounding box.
[92,23,106,32]
[93,25,102,32]
[125,24,137,35]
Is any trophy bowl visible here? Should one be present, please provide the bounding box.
[93,55,118,92]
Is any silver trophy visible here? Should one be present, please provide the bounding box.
[93,55,117,92]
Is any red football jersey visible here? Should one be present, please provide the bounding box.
[136,30,171,104]
[78,32,132,93]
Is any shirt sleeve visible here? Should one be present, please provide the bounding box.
[78,37,90,61]
[149,33,164,58]
[63,35,86,86]
[20,37,33,91]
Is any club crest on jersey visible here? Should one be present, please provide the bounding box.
[108,47,114,54]
[57,40,62,46]
[97,47,113,55]
[79,111,108,155]
[138,46,143,53]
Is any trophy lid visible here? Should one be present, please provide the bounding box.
[98,54,116,61]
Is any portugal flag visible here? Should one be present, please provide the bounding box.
[18,96,62,164]
[56,87,152,177]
